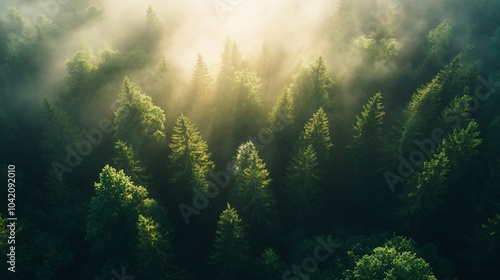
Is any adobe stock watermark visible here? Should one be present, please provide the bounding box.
[51,101,129,181]
[282,236,341,280]
[385,74,498,192]
[178,107,291,224]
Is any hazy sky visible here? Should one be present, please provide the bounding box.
[1,0,346,83]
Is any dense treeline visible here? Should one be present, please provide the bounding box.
[1,0,499,279]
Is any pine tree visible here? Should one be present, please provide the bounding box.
[146,5,161,30]
[112,140,151,187]
[296,107,333,165]
[255,248,286,280]
[184,54,212,116]
[136,214,188,280]
[213,38,243,112]
[114,76,166,154]
[440,93,473,134]
[210,203,250,280]
[284,145,322,223]
[439,119,481,176]
[230,141,277,228]
[268,87,293,131]
[41,99,85,183]
[230,69,265,142]
[86,165,148,275]
[402,150,450,218]
[349,92,385,174]
[390,55,477,165]
[41,99,82,165]
[190,54,211,92]
[289,57,334,131]
[65,43,98,99]
[421,21,452,73]
[210,38,245,158]
[145,5,162,47]
[401,120,481,219]
[168,114,215,198]
[391,75,442,159]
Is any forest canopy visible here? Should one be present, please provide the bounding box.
[0,0,499,279]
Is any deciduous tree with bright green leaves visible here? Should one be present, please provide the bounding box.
[346,245,437,280]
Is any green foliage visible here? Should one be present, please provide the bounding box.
[401,120,481,218]
[210,204,250,280]
[66,44,150,103]
[230,69,265,141]
[190,54,212,93]
[346,246,437,280]
[65,43,99,95]
[184,54,212,115]
[289,57,334,130]
[422,21,452,69]
[296,107,333,165]
[349,92,385,170]
[440,94,473,133]
[168,114,215,197]
[20,230,75,280]
[402,150,450,217]
[230,141,277,227]
[114,77,166,152]
[269,87,293,128]
[439,120,481,174]
[40,99,82,165]
[468,213,500,268]
[4,2,500,279]
[392,76,442,157]
[136,214,187,280]
[59,4,102,30]
[255,248,286,280]
[485,116,500,161]
[86,165,147,264]
[214,38,244,104]
[125,48,151,70]
[353,36,399,65]
[112,140,151,187]
[285,144,322,222]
